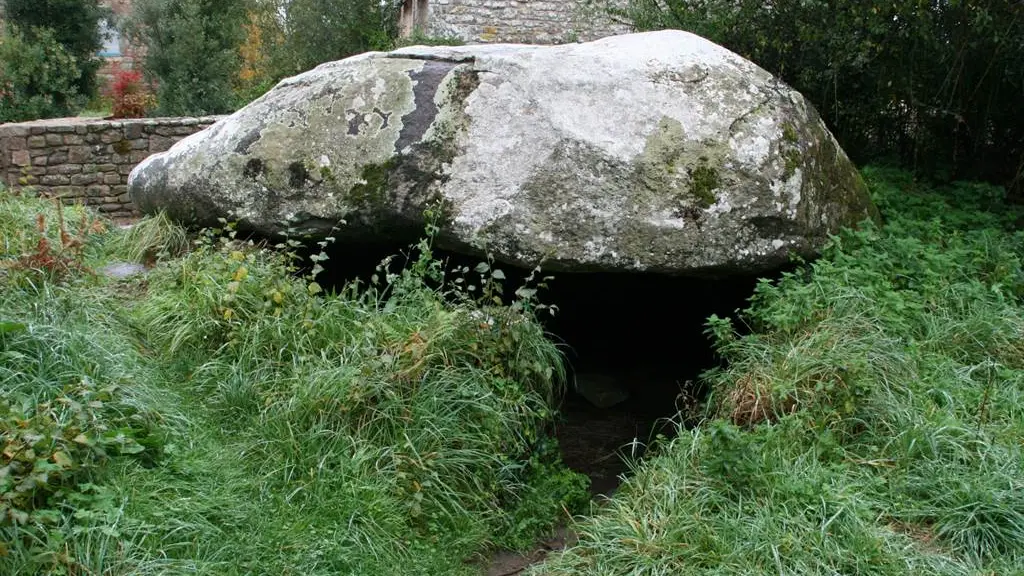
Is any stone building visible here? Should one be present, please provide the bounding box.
[398,0,631,45]
[96,0,145,89]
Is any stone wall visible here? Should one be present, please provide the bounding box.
[406,0,631,45]
[0,116,222,219]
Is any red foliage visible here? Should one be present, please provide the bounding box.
[110,69,156,119]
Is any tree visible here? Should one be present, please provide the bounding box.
[130,0,248,115]
[258,0,397,78]
[0,24,84,122]
[3,0,106,99]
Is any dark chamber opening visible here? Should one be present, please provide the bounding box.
[313,239,767,494]
[542,271,762,494]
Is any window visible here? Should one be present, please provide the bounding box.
[98,19,121,57]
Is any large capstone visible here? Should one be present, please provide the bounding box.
[129,30,877,275]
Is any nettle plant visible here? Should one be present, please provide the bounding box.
[0,374,149,528]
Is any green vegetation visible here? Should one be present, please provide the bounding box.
[129,0,249,115]
[0,187,588,574]
[535,167,1024,574]
[6,167,1024,574]
[259,0,397,79]
[623,0,1024,191]
[129,0,399,114]
[687,164,719,208]
[0,25,86,122]
[2,0,106,103]
[4,164,1024,574]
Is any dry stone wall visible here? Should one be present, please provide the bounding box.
[0,116,222,219]
[424,0,631,44]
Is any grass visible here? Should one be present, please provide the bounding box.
[0,188,588,574]
[3,166,1024,574]
[536,167,1024,575]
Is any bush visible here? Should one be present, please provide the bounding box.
[265,0,397,78]
[129,0,248,115]
[622,0,1024,192]
[109,69,156,118]
[3,0,106,100]
[0,25,84,122]
[230,0,397,105]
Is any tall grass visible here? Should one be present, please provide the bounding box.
[2,189,586,574]
[537,167,1024,574]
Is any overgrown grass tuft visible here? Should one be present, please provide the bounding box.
[537,167,1024,574]
[108,210,190,264]
[2,190,587,574]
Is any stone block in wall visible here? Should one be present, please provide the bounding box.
[104,173,121,185]
[49,164,83,175]
[86,185,110,198]
[41,175,70,186]
[100,131,123,144]
[124,124,143,139]
[28,136,47,148]
[48,151,68,164]
[63,134,85,145]
[68,146,90,163]
[11,150,30,167]
[44,133,64,146]
[149,136,174,153]
[71,173,99,186]
[6,137,27,150]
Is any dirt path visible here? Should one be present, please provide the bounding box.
[485,526,577,576]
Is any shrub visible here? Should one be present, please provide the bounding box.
[0,25,84,122]
[261,0,397,79]
[129,0,247,115]
[2,0,106,100]
[622,0,1024,191]
[109,69,156,118]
